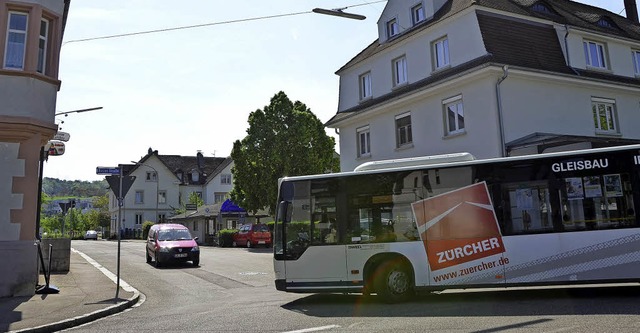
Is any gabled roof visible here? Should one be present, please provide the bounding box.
[205,157,233,185]
[132,149,227,185]
[328,0,640,124]
[337,0,640,74]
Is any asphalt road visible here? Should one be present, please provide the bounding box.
[67,240,640,333]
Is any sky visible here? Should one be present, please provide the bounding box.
[45,0,638,181]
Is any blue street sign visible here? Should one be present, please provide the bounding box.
[96,166,120,175]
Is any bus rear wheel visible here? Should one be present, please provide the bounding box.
[374,261,413,303]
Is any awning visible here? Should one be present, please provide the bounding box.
[506,132,640,154]
[220,199,246,213]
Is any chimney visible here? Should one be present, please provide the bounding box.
[625,0,639,24]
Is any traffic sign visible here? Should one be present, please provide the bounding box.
[53,131,70,142]
[96,166,120,175]
[106,175,136,198]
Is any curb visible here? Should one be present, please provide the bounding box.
[11,291,140,333]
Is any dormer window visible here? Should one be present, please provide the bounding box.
[412,4,425,25]
[359,71,372,100]
[583,40,607,69]
[191,170,199,182]
[531,3,553,15]
[392,55,408,87]
[597,17,616,29]
[386,18,399,38]
[4,12,28,70]
[432,36,450,70]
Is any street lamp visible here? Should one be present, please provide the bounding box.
[54,106,103,116]
[312,7,366,20]
[131,161,160,224]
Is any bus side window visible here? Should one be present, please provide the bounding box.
[556,173,636,231]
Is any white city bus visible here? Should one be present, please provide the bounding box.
[273,145,640,302]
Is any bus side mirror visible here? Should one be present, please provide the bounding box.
[277,201,291,223]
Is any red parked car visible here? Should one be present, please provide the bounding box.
[232,223,271,248]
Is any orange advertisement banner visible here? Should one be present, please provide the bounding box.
[412,182,505,271]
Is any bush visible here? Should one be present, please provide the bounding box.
[217,229,237,247]
[142,221,154,239]
[265,221,275,232]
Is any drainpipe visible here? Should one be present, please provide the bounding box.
[495,65,509,157]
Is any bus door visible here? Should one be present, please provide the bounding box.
[282,180,348,284]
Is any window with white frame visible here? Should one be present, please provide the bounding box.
[4,12,28,70]
[633,50,640,75]
[221,174,232,185]
[37,19,49,74]
[359,72,372,100]
[592,98,618,133]
[443,95,465,135]
[583,40,607,69]
[357,126,371,157]
[387,18,399,38]
[392,56,408,87]
[395,113,413,148]
[146,171,157,181]
[433,37,450,70]
[135,191,144,204]
[135,213,143,225]
[158,191,167,204]
[412,4,425,25]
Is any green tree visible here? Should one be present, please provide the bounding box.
[173,192,204,216]
[230,91,339,214]
[189,192,204,207]
[66,208,83,238]
[91,194,111,228]
[41,214,64,236]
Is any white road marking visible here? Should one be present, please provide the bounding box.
[281,325,341,333]
[71,247,138,294]
[541,327,580,333]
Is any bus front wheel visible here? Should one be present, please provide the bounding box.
[374,260,413,303]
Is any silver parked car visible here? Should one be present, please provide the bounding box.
[84,230,98,240]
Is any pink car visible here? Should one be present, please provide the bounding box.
[146,224,200,267]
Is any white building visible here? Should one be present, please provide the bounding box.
[326,0,640,171]
[108,148,233,238]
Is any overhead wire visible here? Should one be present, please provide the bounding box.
[63,0,387,45]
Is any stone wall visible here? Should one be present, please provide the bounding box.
[39,238,70,273]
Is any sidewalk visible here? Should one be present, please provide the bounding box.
[0,248,140,333]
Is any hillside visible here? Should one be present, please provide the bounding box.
[43,177,109,197]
